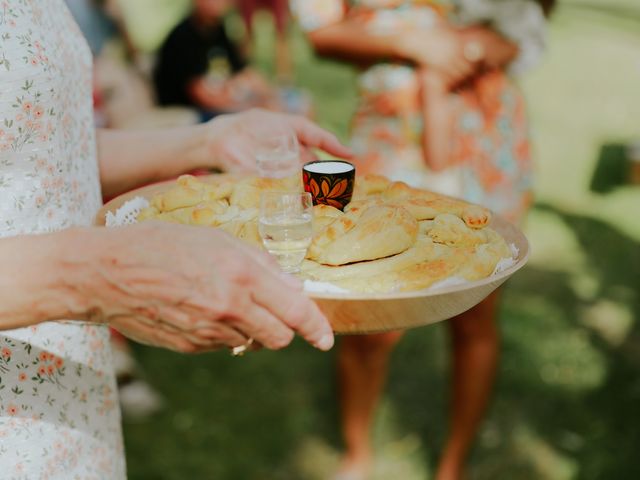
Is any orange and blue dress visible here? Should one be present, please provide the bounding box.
[291,0,545,222]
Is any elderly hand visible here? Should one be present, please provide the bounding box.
[204,108,352,173]
[70,223,334,354]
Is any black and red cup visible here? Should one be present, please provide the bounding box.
[302,160,356,210]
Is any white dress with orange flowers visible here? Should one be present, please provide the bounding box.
[0,1,125,478]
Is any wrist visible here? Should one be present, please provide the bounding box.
[198,113,236,172]
[181,122,214,172]
[0,229,92,329]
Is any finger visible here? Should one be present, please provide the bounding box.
[218,141,258,173]
[458,59,477,77]
[291,116,353,159]
[448,61,475,88]
[230,303,296,350]
[299,146,318,165]
[194,326,247,347]
[250,280,334,351]
[111,316,200,353]
[248,339,263,352]
[221,238,305,291]
[158,315,249,349]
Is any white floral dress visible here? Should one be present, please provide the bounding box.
[0,1,125,478]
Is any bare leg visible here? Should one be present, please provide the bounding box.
[272,0,292,82]
[274,32,293,82]
[337,331,404,479]
[435,291,501,480]
[238,0,256,59]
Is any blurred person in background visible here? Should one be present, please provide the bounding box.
[1,1,353,476]
[291,0,554,479]
[239,0,293,82]
[0,0,349,480]
[154,0,287,121]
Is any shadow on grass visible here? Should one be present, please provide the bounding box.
[390,204,640,479]
[123,205,639,479]
[124,340,343,480]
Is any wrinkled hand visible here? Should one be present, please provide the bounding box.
[80,223,334,354]
[397,27,481,87]
[205,109,352,173]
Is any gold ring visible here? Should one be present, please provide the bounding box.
[231,337,254,357]
[463,41,484,62]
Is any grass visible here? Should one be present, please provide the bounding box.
[122,1,640,478]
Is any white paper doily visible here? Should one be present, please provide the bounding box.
[105,196,149,227]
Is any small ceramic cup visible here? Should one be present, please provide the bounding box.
[302,160,356,210]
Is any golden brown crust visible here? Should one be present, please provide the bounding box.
[352,174,392,199]
[136,174,511,292]
[307,205,418,266]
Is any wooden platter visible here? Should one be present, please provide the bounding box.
[97,175,529,334]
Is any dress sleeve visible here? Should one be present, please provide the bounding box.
[289,0,346,32]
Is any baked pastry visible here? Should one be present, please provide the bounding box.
[307,205,418,266]
[135,173,512,293]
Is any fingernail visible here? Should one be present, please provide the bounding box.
[280,273,303,290]
[315,333,334,351]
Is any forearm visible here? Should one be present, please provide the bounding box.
[188,77,246,112]
[308,22,406,64]
[0,230,92,330]
[420,72,454,171]
[97,125,209,198]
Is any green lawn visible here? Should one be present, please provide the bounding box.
[122,1,640,478]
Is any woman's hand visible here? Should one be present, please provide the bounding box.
[98,109,351,198]
[396,27,480,87]
[459,26,519,71]
[67,223,335,354]
[204,109,353,172]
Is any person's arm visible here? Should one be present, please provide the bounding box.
[186,77,242,112]
[0,231,88,330]
[0,224,335,353]
[97,109,352,197]
[186,69,276,113]
[459,26,519,71]
[308,21,403,65]
[419,68,456,171]
[308,22,477,83]
[97,123,208,198]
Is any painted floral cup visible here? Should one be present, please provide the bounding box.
[302,160,356,210]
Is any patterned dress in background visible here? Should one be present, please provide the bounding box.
[0,1,125,478]
[291,0,537,222]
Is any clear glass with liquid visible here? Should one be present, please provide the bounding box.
[250,124,300,179]
[259,192,313,273]
[256,150,300,179]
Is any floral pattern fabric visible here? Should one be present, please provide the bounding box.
[291,0,534,222]
[0,1,125,478]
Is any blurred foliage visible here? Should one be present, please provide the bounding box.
[122,0,640,478]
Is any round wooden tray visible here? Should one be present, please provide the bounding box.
[97,175,529,334]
